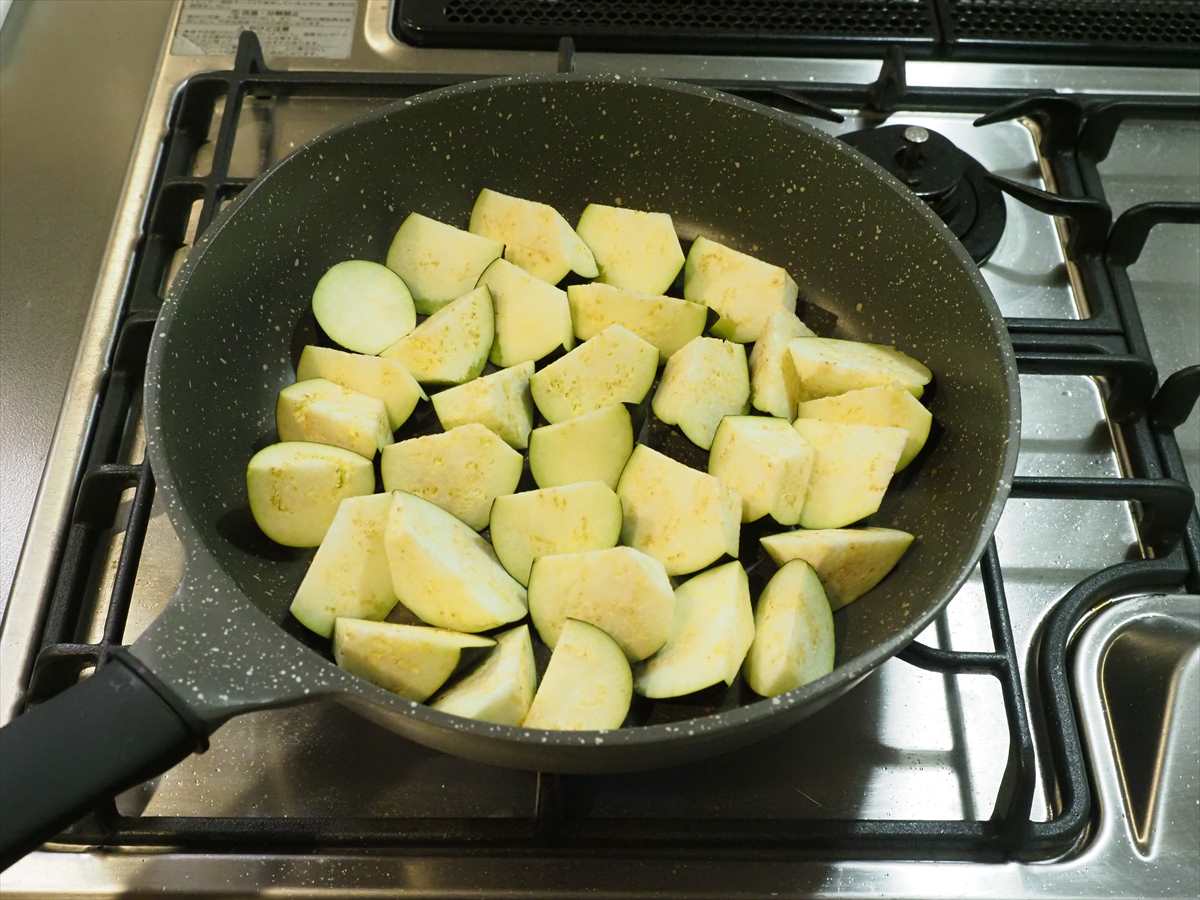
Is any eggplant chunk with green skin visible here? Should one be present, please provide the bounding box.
[296,345,425,430]
[792,419,907,529]
[652,336,750,450]
[478,258,574,367]
[490,481,622,586]
[431,360,535,450]
[523,619,632,731]
[786,337,932,401]
[617,445,741,576]
[744,560,835,698]
[635,561,755,699]
[760,527,915,610]
[290,493,398,638]
[795,385,932,471]
[381,286,494,386]
[708,416,814,525]
[276,378,392,460]
[468,188,597,283]
[530,324,658,424]
[749,309,815,419]
[311,260,416,355]
[385,212,503,314]
[528,403,634,490]
[246,442,375,547]
[333,618,495,702]
[432,624,537,726]
[380,423,522,530]
[566,283,706,361]
[683,236,798,342]
[384,491,527,632]
[529,546,674,661]
[574,203,685,294]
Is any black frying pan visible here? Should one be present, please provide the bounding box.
[0,74,1019,867]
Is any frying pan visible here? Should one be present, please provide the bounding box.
[0,74,1018,866]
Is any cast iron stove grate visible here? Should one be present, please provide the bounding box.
[15,33,1199,861]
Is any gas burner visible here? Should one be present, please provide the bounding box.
[840,124,1006,265]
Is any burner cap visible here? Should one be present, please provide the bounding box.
[840,124,1006,264]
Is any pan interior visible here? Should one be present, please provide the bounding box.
[154,77,1015,727]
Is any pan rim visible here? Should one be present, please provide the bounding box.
[144,72,1020,752]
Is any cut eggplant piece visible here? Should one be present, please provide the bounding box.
[575,203,685,294]
[617,445,741,576]
[385,212,503,314]
[795,385,933,471]
[760,527,914,610]
[749,310,815,419]
[469,188,597,283]
[527,403,634,490]
[432,624,537,726]
[651,336,750,450]
[530,324,658,424]
[381,286,494,386]
[708,416,814,525]
[296,345,425,430]
[523,619,632,731]
[791,419,907,529]
[566,282,706,361]
[528,546,674,661]
[431,360,535,450]
[635,561,754,699]
[489,481,622,586]
[380,423,522,530]
[744,560,835,698]
[311,260,416,354]
[786,337,932,401]
[276,378,392,459]
[683,236,798,342]
[333,618,495,701]
[384,491,527,632]
[477,258,574,367]
[246,442,375,547]
[290,493,397,637]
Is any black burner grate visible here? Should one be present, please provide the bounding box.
[12,33,1200,863]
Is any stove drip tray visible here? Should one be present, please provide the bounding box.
[841,124,1006,264]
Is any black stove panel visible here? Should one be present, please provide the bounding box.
[395,0,1200,66]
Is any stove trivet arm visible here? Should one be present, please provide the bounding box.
[1107,201,1200,266]
[865,45,906,117]
[986,175,1112,257]
[1152,366,1200,431]
[974,96,1083,158]
[1079,99,1200,163]
[1010,476,1195,557]
[899,541,1038,849]
[556,36,575,74]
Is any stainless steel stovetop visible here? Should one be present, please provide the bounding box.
[1,2,1197,897]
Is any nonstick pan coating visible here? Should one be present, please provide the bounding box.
[142,74,1019,771]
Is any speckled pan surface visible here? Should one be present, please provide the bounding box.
[141,74,1019,771]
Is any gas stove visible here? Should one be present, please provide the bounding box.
[1,2,1197,897]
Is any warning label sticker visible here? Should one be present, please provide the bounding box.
[173,0,357,60]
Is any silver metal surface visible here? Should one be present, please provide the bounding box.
[0,0,174,607]
[1,0,1197,896]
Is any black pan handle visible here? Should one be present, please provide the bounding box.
[0,649,209,870]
